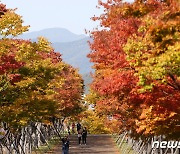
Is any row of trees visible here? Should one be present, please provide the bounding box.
[0,3,84,133]
[87,0,180,140]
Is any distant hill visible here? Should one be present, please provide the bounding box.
[18,28,86,43]
[52,37,93,74]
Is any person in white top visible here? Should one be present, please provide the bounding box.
[77,129,82,145]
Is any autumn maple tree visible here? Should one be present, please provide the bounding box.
[0,3,84,130]
[88,0,180,139]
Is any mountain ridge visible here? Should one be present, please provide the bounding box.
[18,28,87,43]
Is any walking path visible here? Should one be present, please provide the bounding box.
[46,134,120,154]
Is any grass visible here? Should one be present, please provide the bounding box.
[32,136,60,154]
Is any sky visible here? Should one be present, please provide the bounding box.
[1,0,133,35]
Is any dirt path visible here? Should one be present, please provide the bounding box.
[46,134,120,154]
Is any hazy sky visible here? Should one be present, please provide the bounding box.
[1,0,132,35]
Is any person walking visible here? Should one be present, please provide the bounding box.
[76,122,81,132]
[77,130,82,145]
[62,136,69,154]
[72,122,75,134]
[82,127,87,145]
[67,125,70,135]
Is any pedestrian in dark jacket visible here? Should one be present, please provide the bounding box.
[82,127,87,145]
[62,136,69,154]
[77,122,81,132]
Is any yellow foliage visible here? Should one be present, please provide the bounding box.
[0,10,29,37]
[81,110,111,134]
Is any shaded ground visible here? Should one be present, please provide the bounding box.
[46,134,120,154]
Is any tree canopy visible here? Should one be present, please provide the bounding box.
[88,0,180,139]
[0,3,84,130]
